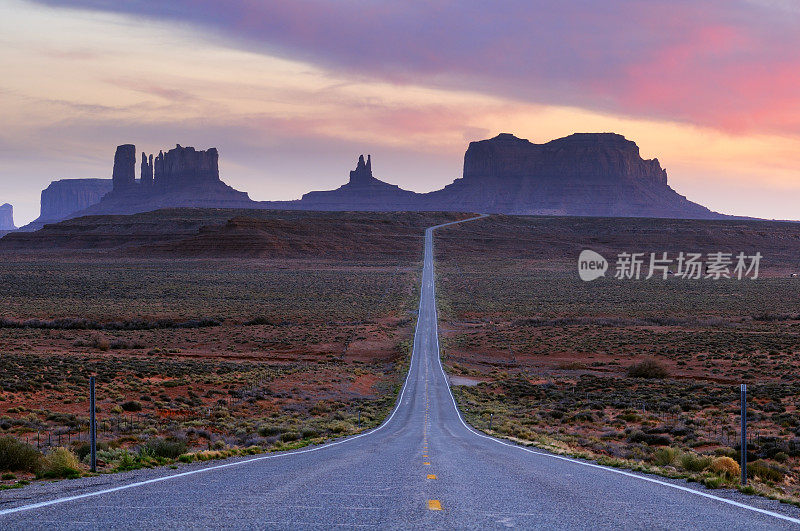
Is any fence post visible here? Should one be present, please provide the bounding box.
[90,376,97,473]
[740,383,747,486]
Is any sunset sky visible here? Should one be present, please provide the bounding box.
[1,0,799,224]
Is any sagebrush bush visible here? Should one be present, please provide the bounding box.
[114,451,137,471]
[142,438,187,459]
[652,447,679,466]
[0,436,41,472]
[626,358,669,379]
[680,452,712,472]
[748,460,785,482]
[710,456,740,479]
[120,401,142,412]
[40,447,81,479]
[85,334,110,351]
[257,425,282,437]
[280,432,299,442]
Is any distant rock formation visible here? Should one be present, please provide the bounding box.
[112,144,136,190]
[74,144,253,216]
[0,203,15,231]
[288,133,724,219]
[14,132,729,228]
[17,179,113,231]
[141,153,153,187]
[350,154,373,185]
[299,154,420,211]
[154,145,220,189]
[421,133,717,217]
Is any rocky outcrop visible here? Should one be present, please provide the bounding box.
[73,144,252,217]
[299,154,420,211]
[0,203,15,231]
[420,133,718,218]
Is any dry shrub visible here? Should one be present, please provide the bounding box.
[748,460,785,483]
[142,438,187,459]
[652,447,679,466]
[120,400,142,412]
[680,452,713,472]
[40,447,82,478]
[558,361,587,370]
[626,358,669,379]
[0,436,41,472]
[710,456,740,479]
[74,333,110,351]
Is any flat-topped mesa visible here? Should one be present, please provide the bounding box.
[349,154,374,185]
[154,144,220,190]
[420,131,719,218]
[111,144,136,190]
[463,132,667,187]
[38,179,113,223]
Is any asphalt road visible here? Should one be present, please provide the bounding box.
[2,217,800,529]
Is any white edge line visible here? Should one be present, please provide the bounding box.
[0,229,440,518]
[428,219,800,526]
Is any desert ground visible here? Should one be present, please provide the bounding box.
[0,210,465,484]
[435,215,800,501]
[2,210,800,506]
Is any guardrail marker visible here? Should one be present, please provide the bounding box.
[90,376,97,473]
[740,383,747,485]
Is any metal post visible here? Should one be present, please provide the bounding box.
[489,413,493,431]
[90,376,97,473]
[740,383,747,485]
[357,410,361,429]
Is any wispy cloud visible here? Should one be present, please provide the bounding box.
[29,0,800,135]
[2,0,799,225]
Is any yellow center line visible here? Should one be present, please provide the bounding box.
[423,462,431,465]
[427,474,437,479]
[428,500,442,511]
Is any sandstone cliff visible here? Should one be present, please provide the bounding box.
[0,203,15,231]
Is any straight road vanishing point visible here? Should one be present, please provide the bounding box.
[1,217,799,529]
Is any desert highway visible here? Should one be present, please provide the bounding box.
[2,217,800,529]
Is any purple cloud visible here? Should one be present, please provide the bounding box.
[28,0,800,135]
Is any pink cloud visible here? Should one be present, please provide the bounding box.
[27,0,800,135]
